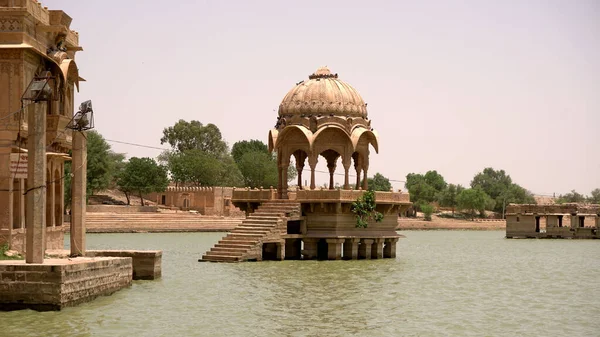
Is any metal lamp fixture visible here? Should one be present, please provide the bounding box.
[68,100,94,131]
[21,71,56,102]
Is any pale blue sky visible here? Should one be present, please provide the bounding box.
[46,0,599,195]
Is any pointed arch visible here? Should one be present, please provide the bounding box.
[351,128,379,154]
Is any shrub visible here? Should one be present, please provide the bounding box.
[421,203,434,221]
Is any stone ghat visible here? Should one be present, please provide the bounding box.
[397,218,506,230]
[72,213,242,233]
[0,257,132,311]
[506,204,600,215]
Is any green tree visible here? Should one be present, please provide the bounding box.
[236,150,278,188]
[556,190,586,204]
[117,157,169,206]
[160,120,228,157]
[231,140,269,164]
[367,173,392,192]
[86,130,112,196]
[457,187,489,219]
[420,203,434,221]
[437,184,464,214]
[589,188,600,204]
[471,167,535,213]
[405,170,447,207]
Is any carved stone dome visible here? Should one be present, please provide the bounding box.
[278,67,367,118]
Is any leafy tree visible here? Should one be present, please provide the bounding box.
[421,203,434,221]
[471,167,535,213]
[556,190,586,204]
[160,120,228,157]
[350,190,383,228]
[236,150,278,188]
[117,157,169,205]
[589,188,600,204]
[86,131,112,196]
[367,173,392,192]
[457,187,489,219]
[405,171,447,207]
[437,184,464,214]
[231,140,269,164]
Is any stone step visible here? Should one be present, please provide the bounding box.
[227,233,264,238]
[222,236,261,243]
[209,248,245,256]
[246,215,280,221]
[230,229,269,235]
[201,254,240,262]
[237,224,275,230]
[215,243,253,249]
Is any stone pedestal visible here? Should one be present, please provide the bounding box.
[70,131,87,256]
[0,131,12,249]
[372,238,384,259]
[359,239,374,259]
[302,238,318,260]
[343,238,360,260]
[26,103,47,264]
[383,238,398,258]
[326,239,344,260]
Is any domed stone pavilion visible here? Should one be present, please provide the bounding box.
[269,66,378,197]
[201,67,411,263]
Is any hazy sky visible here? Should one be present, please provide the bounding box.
[45,0,599,195]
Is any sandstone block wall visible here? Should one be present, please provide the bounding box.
[0,257,132,311]
[85,250,162,280]
[86,205,158,213]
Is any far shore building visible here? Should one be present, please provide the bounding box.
[200,67,412,262]
[506,203,599,239]
[0,0,83,251]
[146,185,242,216]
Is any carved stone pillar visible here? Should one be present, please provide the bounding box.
[26,102,47,263]
[342,156,351,190]
[302,238,319,260]
[49,161,56,228]
[308,155,318,190]
[362,159,369,191]
[353,153,362,189]
[326,238,344,260]
[343,238,360,260]
[372,238,384,259]
[384,238,399,258]
[327,160,336,190]
[20,178,25,229]
[281,164,289,199]
[359,239,374,259]
[294,151,306,190]
[70,131,87,257]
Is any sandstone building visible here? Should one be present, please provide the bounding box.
[506,204,599,239]
[201,67,412,262]
[0,0,83,251]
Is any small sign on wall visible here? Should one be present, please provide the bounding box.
[10,153,28,179]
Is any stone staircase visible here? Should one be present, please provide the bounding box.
[200,201,301,262]
[81,213,243,232]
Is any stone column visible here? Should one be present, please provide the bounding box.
[20,178,25,229]
[301,238,318,260]
[281,164,289,199]
[359,239,374,259]
[372,238,384,259]
[49,160,56,228]
[70,131,87,256]
[326,239,344,260]
[343,238,360,260]
[383,238,399,258]
[362,167,369,191]
[327,162,336,190]
[7,172,13,250]
[308,156,317,190]
[343,157,351,190]
[0,131,12,247]
[58,162,64,227]
[295,152,306,190]
[26,103,47,264]
[277,242,285,261]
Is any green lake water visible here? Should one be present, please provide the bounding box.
[1,231,599,337]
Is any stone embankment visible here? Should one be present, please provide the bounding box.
[397,217,505,230]
[70,213,505,233]
[72,213,242,233]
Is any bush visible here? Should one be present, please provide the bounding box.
[421,203,434,221]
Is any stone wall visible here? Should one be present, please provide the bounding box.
[3,227,64,253]
[85,250,161,280]
[86,205,158,213]
[0,257,132,311]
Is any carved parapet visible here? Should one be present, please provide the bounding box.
[294,189,411,205]
[232,188,274,202]
[506,203,600,215]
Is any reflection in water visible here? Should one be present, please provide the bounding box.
[1,231,599,337]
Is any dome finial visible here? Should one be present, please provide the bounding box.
[309,66,338,79]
